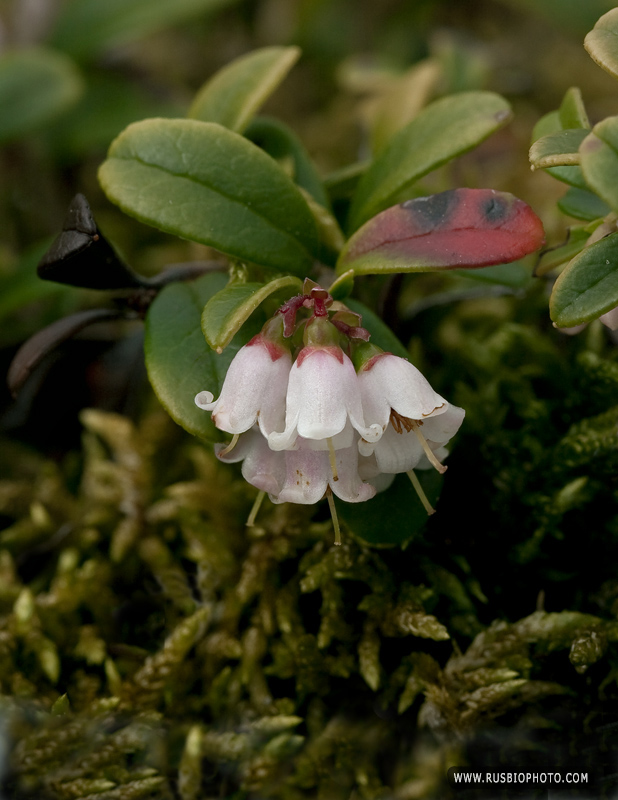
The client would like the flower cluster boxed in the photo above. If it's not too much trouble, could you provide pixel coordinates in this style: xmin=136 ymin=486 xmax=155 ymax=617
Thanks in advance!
xmin=195 ymin=281 xmax=464 ymax=537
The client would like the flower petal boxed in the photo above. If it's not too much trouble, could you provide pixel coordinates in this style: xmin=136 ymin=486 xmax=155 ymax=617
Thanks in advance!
xmin=330 ymin=445 xmax=377 ymax=503
xmin=420 ymin=404 xmax=465 ymax=445
xmin=195 ymin=390 xmax=215 ymax=409
xmin=359 ymin=353 xmax=447 ymax=428
xmin=206 ymin=340 xmax=291 ymax=435
xmin=273 ymin=448 xmax=329 ymax=504
xmin=372 ymin=424 xmax=425 ymax=473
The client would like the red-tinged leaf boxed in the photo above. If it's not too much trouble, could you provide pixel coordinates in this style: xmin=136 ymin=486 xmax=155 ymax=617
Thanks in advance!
xmin=336 ymin=188 xmax=545 ymax=276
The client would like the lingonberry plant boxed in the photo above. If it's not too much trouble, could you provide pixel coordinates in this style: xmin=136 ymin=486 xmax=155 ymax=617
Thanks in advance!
xmin=11 ymin=45 xmax=547 ymax=545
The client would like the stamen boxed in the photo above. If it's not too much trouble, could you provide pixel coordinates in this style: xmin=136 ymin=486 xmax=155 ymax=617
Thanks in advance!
xmin=327 ymin=437 xmax=339 ymax=482
xmin=246 ymin=490 xmax=266 ymax=527
xmin=326 ymin=487 xmax=342 ymax=546
xmin=407 ymin=470 xmax=435 ymax=515
xmin=389 ymin=409 xmax=416 ymax=434
xmin=411 ymin=423 xmax=447 ymax=474
xmin=390 ymin=410 xmax=403 ymax=434
xmin=218 ymin=433 xmax=240 ymax=457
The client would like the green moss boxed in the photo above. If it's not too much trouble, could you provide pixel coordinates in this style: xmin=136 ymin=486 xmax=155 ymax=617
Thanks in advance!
xmin=1 ymin=315 xmax=618 ymax=798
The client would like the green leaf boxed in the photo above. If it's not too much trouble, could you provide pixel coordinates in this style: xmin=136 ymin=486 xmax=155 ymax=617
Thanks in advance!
xmin=327 ymin=269 xmax=355 ymax=300
xmin=557 ymin=187 xmax=611 ymax=221
xmin=580 ymin=118 xmax=618 ymax=212
xmin=144 ymin=272 xmax=259 ymax=442
xmin=50 ymin=0 xmax=239 ymax=60
xmin=347 ymin=91 xmax=512 ymax=231
xmin=535 ymin=226 xmax=590 ymax=276
xmin=345 ymin=299 xmax=408 ymax=358
xmin=451 ymin=261 xmax=531 ymax=288
xmin=545 ymin=165 xmax=590 ymax=190
xmin=339 ymin=471 xmax=442 ymax=547
xmin=531 ymin=107 xmax=590 ymax=189
xmin=558 ymin=87 xmax=590 ymax=129
xmin=0 ymin=48 xmax=83 ymax=143
xmin=584 ymin=7 xmax=618 ymax=80
xmin=202 ymin=276 xmax=303 ymax=353
xmin=529 ymin=129 xmax=588 ymax=169
xmin=188 ymin=47 xmax=300 ymax=133
xmin=244 ymin=116 xmax=330 ymax=208
xmin=532 ymin=109 xmax=561 ymax=141
xmin=550 ymin=232 xmax=618 ymax=326
xmin=98 ymin=118 xmax=319 ymax=273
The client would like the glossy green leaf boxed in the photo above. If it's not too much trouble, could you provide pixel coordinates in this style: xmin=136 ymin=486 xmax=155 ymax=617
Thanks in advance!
xmin=451 ymin=261 xmax=531 ymax=288
xmin=327 ymin=269 xmax=355 ymax=300
xmin=531 ymin=107 xmax=589 ymax=189
xmin=188 ymin=47 xmax=300 ymax=133
xmin=144 ymin=272 xmax=258 ymax=442
xmin=345 ymin=299 xmax=408 ymax=358
xmin=532 ymin=109 xmax=561 ymax=141
xmin=98 ymin=118 xmax=319 ymax=273
xmin=202 ymin=276 xmax=303 ymax=353
xmin=550 ymin=232 xmax=618 ymax=326
xmin=580 ymin=118 xmax=618 ymax=212
xmin=545 ymin=166 xmax=590 ymax=190
xmin=535 ymin=226 xmax=590 ymax=276
xmin=0 ymin=48 xmax=83 ymax=143
xmin=558 ymin=87 xmax=590 ymax=129
xmin=557 ymin=187 xmax=610 ymax=221
xmin=347 ymin=91 xmax=512 ymax=231
xmin=51 ymin=0 xmax=238 ymax=60
xmin=584 ymin=8 xmax=618 ymax=80
xmin=244 ymin=116 xmax=330 ymax=208
xmin=339 ymin=471 xmax=442 ymax=547
xmin=300 ymin=190 xmax=345 ymax=263
xmin=529 ymin=129 xmax=588 ymax=169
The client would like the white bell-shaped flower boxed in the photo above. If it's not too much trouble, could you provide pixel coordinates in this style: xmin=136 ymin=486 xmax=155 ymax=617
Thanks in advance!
xmin=195 ymin=318 xmax=291 ymax=437
xmin=358 ymin=350 xmax=448 ymax=431
xmin=357 ymin=349 xmax=464 ymax=474
xmin=268 ymin=317 xmax=382 ymax=452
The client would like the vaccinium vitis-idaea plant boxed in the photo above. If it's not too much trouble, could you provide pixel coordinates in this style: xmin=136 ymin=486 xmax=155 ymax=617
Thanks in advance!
xmin=14 ymin=45 xmax=545 ymax=545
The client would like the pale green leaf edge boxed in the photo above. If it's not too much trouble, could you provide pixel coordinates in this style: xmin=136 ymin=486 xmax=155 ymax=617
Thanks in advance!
xmin=202 ymin=276 xmax=303 ymax=352
xmin=584 ymin=8 xmax=618 ymax=80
